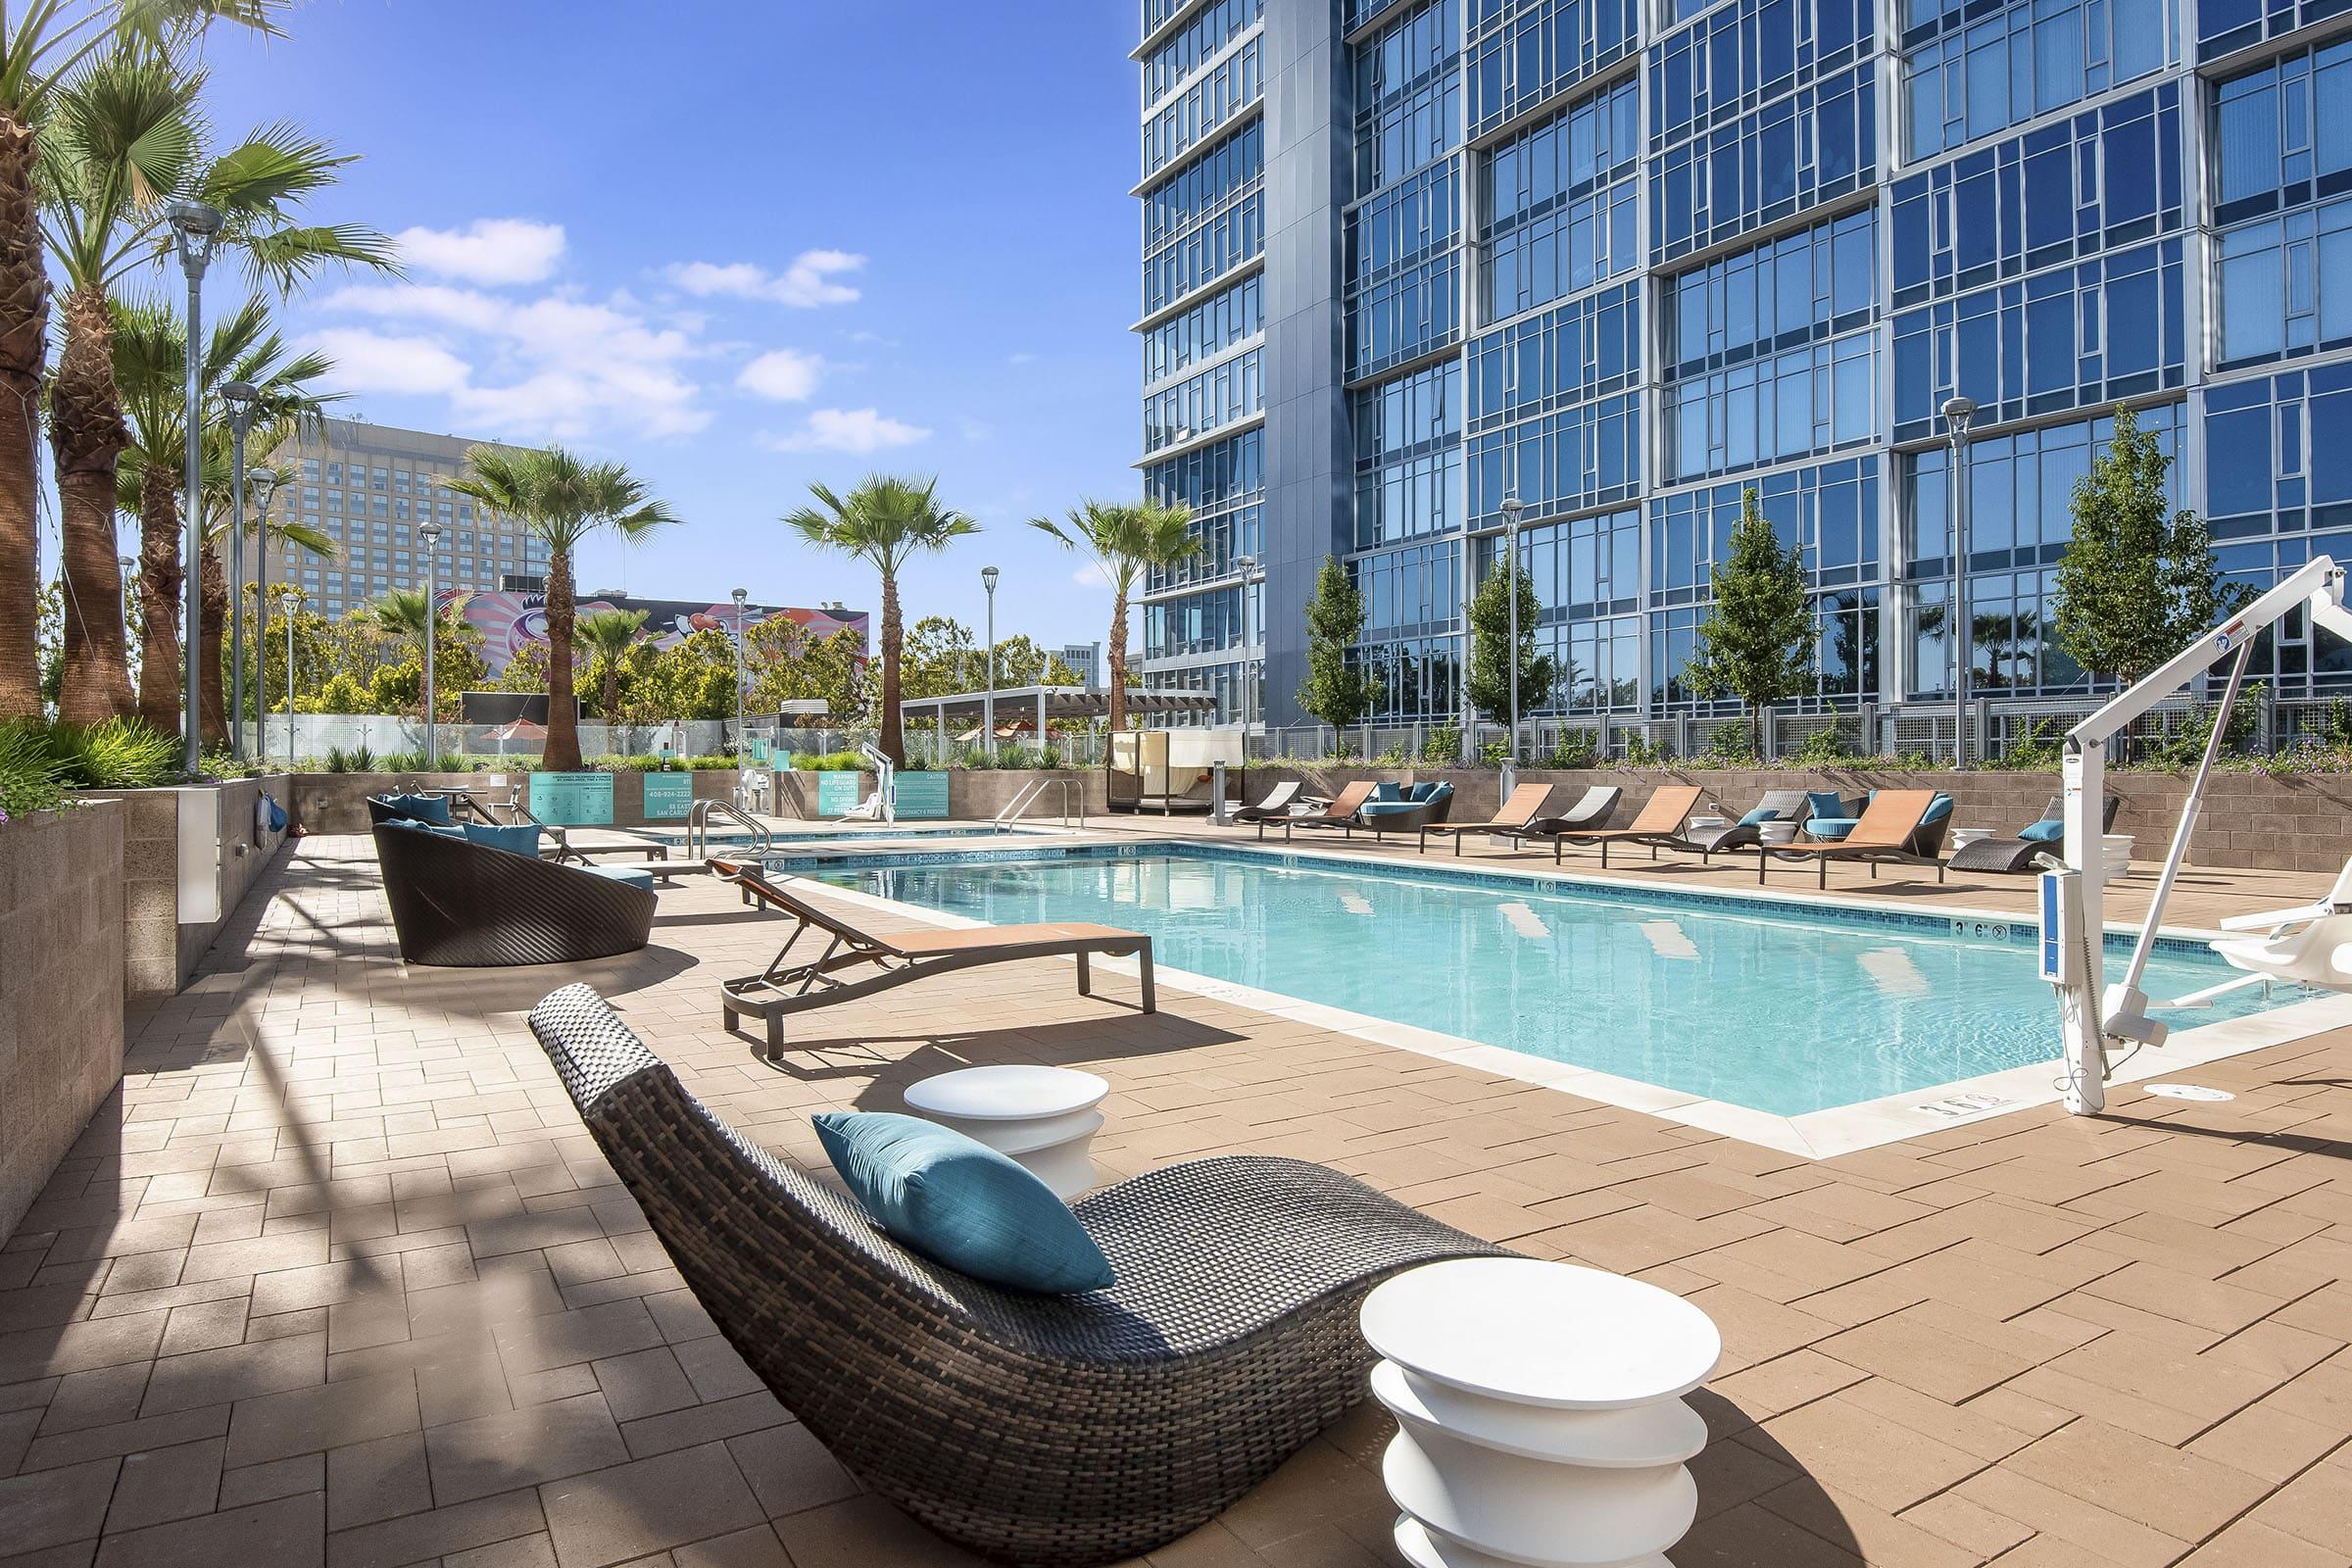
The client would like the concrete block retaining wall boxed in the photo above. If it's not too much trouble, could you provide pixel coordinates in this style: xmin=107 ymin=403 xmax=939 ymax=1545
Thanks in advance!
xmin=73 ymin=774 xmax=293 ymax=999
xmin=0 ymin=803 xmax=125 ymax=1245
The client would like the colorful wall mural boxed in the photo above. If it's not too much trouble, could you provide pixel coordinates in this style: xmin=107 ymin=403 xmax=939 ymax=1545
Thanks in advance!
xmin=448 ymin=591 xmax=868 ymax=674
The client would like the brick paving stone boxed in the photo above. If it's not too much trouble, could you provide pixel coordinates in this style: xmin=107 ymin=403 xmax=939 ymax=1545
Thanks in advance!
xmin=425 ymin=1394 xmax=627 ymax=1507
xmin=101 ymin=1438 xmax=222 ymax=1534
xmin=89 ymin=1492 xmax=321 ymax=1568
xmin=536 ymin=1443 xmax=763 ymax=1568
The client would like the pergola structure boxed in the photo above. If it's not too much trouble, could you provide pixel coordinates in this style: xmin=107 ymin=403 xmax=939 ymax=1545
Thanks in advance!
xmin=898 ymin=685 xmax=1220 ymax=746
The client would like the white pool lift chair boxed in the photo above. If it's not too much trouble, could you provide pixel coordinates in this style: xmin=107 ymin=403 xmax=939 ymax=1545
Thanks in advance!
xmin=2198 ymin=858 xmax=2352 ymax=997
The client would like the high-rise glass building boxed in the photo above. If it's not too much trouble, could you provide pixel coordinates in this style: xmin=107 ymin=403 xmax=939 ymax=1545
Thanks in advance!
xmin=1134 ymin=0 xmax=2352 ymax=735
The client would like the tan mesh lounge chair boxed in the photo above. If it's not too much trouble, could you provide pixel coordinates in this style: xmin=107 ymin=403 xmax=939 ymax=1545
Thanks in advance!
xmin=709 ymin=858 xmax=1154 ymax=1056
xmin=1230 ymin=779 xmax=1303 ymax=823
xmin=1416 ymin=782 xmax=1554 ymax=854
xmin=1265 ymin=779 xmax=1376 ymax=841
xmin=1544 ymin=784 xmax=1704 ymax=865
xmin=1756 ymin=788 xmax=1946 ymax=887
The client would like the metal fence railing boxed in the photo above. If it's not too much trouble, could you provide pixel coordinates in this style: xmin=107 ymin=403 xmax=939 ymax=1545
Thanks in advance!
xmin=238 ymin=715 xmax=1109 ymax=770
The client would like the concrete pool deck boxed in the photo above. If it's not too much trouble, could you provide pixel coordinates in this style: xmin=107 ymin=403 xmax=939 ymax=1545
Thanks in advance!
xmin=0 ymin=832 xmax=2346 ymax=1568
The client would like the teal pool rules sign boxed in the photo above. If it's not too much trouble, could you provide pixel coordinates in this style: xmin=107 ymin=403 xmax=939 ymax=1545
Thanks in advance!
xmin=641 ymin=772 xmax=694 ymax=820
xmin=815 ymin=771 xmax=865 ymax=816
xmin=530 ymin=771 xmax=614 ymax=825
xmin=895 ymin=771 xmax=949 ymax=819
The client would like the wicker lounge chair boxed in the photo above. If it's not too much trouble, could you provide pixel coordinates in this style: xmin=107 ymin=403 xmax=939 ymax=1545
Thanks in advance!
xmin=709 ymin=858 xmax=1154 ymax=1055
xmin=1356 ymin=781 xmax=1453 ymax=839
xmin=1758 ymin=788 xmax=1947 ymax=886
xmin=372 ymin=822 xmax=656 ymax=966
xmin=1264 ymin=779 xmax=1376 ymax=841
xmin=1417 ymin=781 xmax=1554 ymax=854
xmin=1541 ymin=784 xmax=1705 ymax=865
xmin=1946 ymin=795 xmax=2119 ymax=874
xmin=1505 ymin=784 xmax=1623 ymax=854
xmin=1671 ymin=788 xmax=1814 ymax=862
xmin=1230 ymin=779 xmax=1303 ymax=823
xmin=526 ymin=983 xmax=1505 ymax=1567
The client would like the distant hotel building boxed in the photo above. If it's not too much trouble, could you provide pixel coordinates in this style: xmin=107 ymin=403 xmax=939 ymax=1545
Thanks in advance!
xmin=1134 ymin=0 xmax=2352 ymax=732
xmin=261 ymin=417 xmax=869 ymax=673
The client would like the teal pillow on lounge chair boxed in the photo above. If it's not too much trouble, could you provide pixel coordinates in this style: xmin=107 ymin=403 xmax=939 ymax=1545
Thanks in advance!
xmin=462 ymin=820 xmax=542 ymax=858
xmin=1739 ymin=807 xmax=1782 ymax=826
xmin=385 ymin=792 xmax=451 ymax=825
xmin=1922 ymin=794 xmax=1953 ymax=824
xmin=1371 ymin=782 xmax=1403 ymax=803
xmin=2019 ymin=818 xmax=2065 ymax=843
xmin=812 ymin=1110 xmax=1113 ymax=1295
xmin=382 ymin=816 xmax=463 ymax=840
xmin=1804 ymin=791 xmax=1845 ymax=821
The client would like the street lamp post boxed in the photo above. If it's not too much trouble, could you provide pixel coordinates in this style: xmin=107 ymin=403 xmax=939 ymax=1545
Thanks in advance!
xmin=1459 ymin=514 xmax=1476 ymax=764
xmin=220 ymin=381 xmax=258 ymax=760
xmin=167 ymin=198 xmax=222 ymax=772
xmin=1500 ymin=494 xmax=1525 ymax=766
xmin=248 ymin=468 xmax=278 ymax=760
xmin=730 ymin=587 xmax=748 ymax=761
xmin=981 ymin=564 xmax=1000 ymax=761
xmin=419 ymin=519 xmax=443 ymax=765
xmin=279 ymin=585 xmax=301 ymax=756
xmin=1234 ymin=554 xmax=1257 ymax=729
xmin=1942 ymin=395 xmax=1978 ymax=767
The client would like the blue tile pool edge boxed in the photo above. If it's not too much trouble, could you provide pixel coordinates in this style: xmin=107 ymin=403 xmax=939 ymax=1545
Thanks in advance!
xmin=762 ymin=835 xmax=2223 ymax=958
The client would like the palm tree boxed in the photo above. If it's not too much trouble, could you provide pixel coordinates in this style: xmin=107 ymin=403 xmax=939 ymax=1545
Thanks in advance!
xmin=112 ymin=292 xmax=335 ymax=737
xmin=444 ymin=447 xmax=675 ymax=771
xmin=40 ymin=41 xmax=389 ymax=722
xmin=1029 ymin=499 xmax=1196 ymax=732
xmin=574 ymin=607 xmax=648 ymax=721
xmin=784 ymin=475 xmax=977 ymax=768
xmin=0 ymin=0 xmax=280 ymax=717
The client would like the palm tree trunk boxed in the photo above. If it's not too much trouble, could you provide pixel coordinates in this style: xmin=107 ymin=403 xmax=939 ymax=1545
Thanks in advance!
xmin=49 ymin=285 xmax=131 ymax=722
xmin=602 ymin=664 xmax=619 ymax=723
xmin=135 ymin=465 xmax=182 ymax=732
xmin=0 ymin=111 xmax=48 ymax=718
xmin=543 ymin=550 xmax=582 ymax=770
xmin=198 ymin=543 xmax=226 ymax=748
xmin=877 ymin=570 xmax=904 ymax=768
xmin=1106 ymin=591 xmax=1130 ymax=733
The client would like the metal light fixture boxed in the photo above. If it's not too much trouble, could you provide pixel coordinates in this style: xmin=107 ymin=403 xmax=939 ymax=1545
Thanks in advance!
xmin=1499 ymin=495 xmax=1525 ymax=769
xmin=418 ymin=518 xmax=443 ymax=766
xmin=168 ymin=198 xmax=223 ymax=771
xmin=279 ymin=584 xmax=302 ymax=752
xmin=1942 ymin=395 xmax=1978 ymax=768
xmin=1233 ymin=554 xmax=1258 ymax=729
xmin=248 ymin=467 xmax=278 ymax=760
xmin=981 ymin=564 xmax=1001 ymax=761
xmin=731 ymin=587 xmax=749 ymax=769
xmin=219 ymin=381 xmax=259 ymax=760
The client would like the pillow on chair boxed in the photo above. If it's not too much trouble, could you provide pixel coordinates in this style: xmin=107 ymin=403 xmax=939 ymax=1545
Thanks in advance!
xmin=384 ymin=793 xmax=452 ymax=825
xmin=813 ymin=1111 xmax=1113 ymax=1295
xmin=382 ymin=817 xmax=463 ymax=839
xmin=2020 ymin=819 xmax=2066 ymax=843
xmin=1804 ymin=791 xmax=1846 ymax=822
xmin=1739 ymin=807 xmax=1783 ymax=826
xmin=462 ymin=820 xmax=543 ymax=858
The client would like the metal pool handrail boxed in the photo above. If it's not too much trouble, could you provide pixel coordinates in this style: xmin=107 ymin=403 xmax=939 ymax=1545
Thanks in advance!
xmin=994 ymin=778 xmax=1081 ymax=832
xmin=688 ymin=798 xmax=774 ymax=859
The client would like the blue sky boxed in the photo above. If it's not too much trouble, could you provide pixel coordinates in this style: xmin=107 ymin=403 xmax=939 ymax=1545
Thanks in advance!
xmin=194 ymin=1 xmax=1142 ymax=650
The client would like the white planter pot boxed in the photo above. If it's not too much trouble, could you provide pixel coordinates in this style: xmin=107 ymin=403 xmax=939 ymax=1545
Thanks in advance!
xmin=1758 ymin=821 xmax=1799 ymax=846
xmin=2103 ymin=834 xmax=2133 ymax=875
xmin=1950 ymin=828 xmax=1991 ymax=849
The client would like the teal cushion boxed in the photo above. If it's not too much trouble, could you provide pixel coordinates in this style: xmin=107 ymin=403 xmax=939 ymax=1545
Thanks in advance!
xmin=1923 ymin=793 xmax=1954 ymax=824
xmin=1808 ymin=817 xmax=1860 ymax=841
xmin=382 ymin=817 xmax=463 ymax=839
xmin=1371 ymin=782 xmax=1402 ymax=803
xmin=386 ymin=793 xmax=451 ymax=825
xmin=585 ymin=864 xmax=655 ymax=891
xmin=1739 ymin=807 xmax=1783 ymax=826
xmin=1804 ymin=791 xmax=1846 ymax=821
xmin=462 ymin=820 xmax=542 ymax=858
xmin=2020 ymin=818 xmax=2065 ymax=843
xmin=812 ymin=1111 xmax=1113 ymax=1294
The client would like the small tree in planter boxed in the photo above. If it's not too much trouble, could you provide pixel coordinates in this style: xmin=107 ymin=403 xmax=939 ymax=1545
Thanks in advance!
xmin=1685 ymin=488 xmax=1814 ymax=760
xmin=1297 ymin=555 xmax=1371 ymax=752
xmin=1464 ymin=558 xmax=1556 ymax=760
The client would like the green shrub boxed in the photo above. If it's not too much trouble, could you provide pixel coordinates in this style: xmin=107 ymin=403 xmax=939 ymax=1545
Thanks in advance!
xmin=1793 ymin=724 xmax=1859 ymax=767
xmin=1544 ymin=733 xmax=1598 ymax=769
xmin=1621 ymin=732 xmax=1673 ymax=766
xmin=791 ymin=751 xmax=868 ymax=771
xmin=47 ymin=717 xmax=179 ymax=789
xmin=1422 ymin=724 xmax=1461 ymax=764
xmin=1704 ymin=724 xmax=1758 ymax=763
xmin=0 ymin=721 xmax=66 ymax=820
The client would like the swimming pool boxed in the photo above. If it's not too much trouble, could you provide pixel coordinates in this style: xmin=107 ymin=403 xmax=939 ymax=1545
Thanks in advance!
xmin=808 ymin=846 xmax=2288 ymax=1117
xmin=641 ymin=824 xmax=1013 ymax=846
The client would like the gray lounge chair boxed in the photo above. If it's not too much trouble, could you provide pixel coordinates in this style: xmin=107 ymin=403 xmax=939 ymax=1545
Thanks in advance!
xmin=1231 ymin=779 xmax=1303 ymax=822
xmin=1674 ymin=789 xmax=1812 ymax=862
xmin=1266 ymin=779 xmax=1376 ymax=841
xmin=1418 ymin=781 xmax=1554 ymax=854
xmin=1502 ymin=784 xmax=1622 ymax=853
xmin=1947 ymin=795 xmax=2119 ymax=874
xmin=526 ymin=983 xmax=1505 ymax=1567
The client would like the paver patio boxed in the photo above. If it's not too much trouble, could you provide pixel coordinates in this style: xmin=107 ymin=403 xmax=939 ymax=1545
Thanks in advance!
xmin=1 ymin=830 xmax=2347 ymax=1568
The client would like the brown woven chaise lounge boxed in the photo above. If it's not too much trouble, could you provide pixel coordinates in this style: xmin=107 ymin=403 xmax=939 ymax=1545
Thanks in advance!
xmin=371 ymin=821 xmax=656 ymax=966
xmin=710 ymin=858 xmax=1154 ymax=1055
xmin=1262 ymin=778 xmax=1375 ymax=841
xmin=1417 ymin=781 xmax=1553 ymax=854
xmin=527 ymin=983 xmax=1504 ymax=1567
xmin=1946 ymin=795 xmax=2119 ymax=874
xmin=1542 ymin=783 xmax=1705 ymax=865
xmin=1757 ymin=787 xmax=1947 ymax=886
xmin=1668 ymin=788 xmax=1814 ymax=862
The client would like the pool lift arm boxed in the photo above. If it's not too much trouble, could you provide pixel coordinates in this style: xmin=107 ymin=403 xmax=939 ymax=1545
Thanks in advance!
xmin=858 ymin=742 xmax=897 ymax=827
xmin=2051 ymin=556 xmax=2352 ymax=1113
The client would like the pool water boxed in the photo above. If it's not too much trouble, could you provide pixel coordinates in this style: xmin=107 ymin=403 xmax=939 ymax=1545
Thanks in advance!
xmin=812 ymin=849 xmax=2285 ymax=1117
xmin=641 ymin=824 xmax=1011 ymax=845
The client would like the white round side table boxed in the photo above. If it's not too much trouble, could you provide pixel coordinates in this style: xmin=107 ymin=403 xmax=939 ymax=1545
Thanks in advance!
xmin=1950 ymin=827 xmax=1991 ymax=850
xmin=902 ymin=1065 xmax=1109 ymax=1201
xmin=1360 ymin=1256 xmax=1721 ymax=1568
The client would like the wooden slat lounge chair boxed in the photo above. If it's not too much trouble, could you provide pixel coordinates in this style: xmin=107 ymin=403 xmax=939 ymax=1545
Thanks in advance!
xmin=1230 ymin=779 xmax=1302 ymax=823
xmin=1543 ymin=784 xmax=1705 ymax=865
xmin=1757 ymin=788 xmax=1946 ymax=886
xmin=527 ymin=984 xmax=1506 ymax=1567
xmin=1417 ymin=782 xmax=1554 ymax=854
xmin=709 ymin=858 xmax=1154 ymax=1055
xmin=1265 ymin=779 xmax=1376 ymax=841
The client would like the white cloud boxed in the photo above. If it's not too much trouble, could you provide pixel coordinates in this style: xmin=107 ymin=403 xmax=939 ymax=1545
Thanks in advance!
xmin=762 ymin=408 xmax=931 ymax=454
xmin=736 ymin=348 xmax=822 ymax=402
xmin=1072 ymin=562 xmax=1113 ymax=589
xmin=669 ymin=250 xmax=866 ymax=308
xmin=309 ymin=329 xmax=469 ymax=396
xmin=316 ymin=280 xmax=709 ymax=440
xmin=1005 ymin=352 xmax=1038 ymax=366
xmin=393 ymin=218 xmax=566 ymax=284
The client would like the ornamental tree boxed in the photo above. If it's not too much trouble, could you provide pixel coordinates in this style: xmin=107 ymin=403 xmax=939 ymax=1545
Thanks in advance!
xmin=1685 ymin=487 xmax=1814 ymax=759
